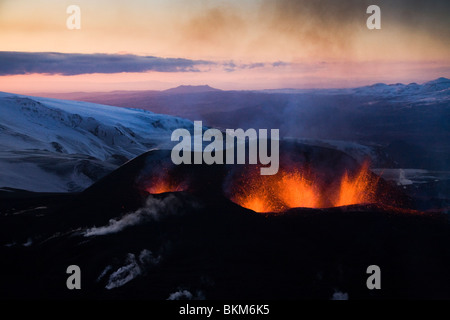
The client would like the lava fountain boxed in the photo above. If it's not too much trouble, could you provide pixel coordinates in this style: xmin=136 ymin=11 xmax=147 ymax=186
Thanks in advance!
xmin=333 ymin=161 xmax=379 ymax=207
xmin=230 ymin=161 xmax=381 ymax=212
xmin=144 ymin=168 xmax=186 ymax=194
xmin=230 ymin=169 xmax=322 ymax=212
xmin=145 ymin=177 xmax=185 ymax=194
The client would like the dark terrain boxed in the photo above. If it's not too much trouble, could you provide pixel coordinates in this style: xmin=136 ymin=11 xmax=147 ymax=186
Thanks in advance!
xmin=1 ymin=145 xmax=449 ymax=300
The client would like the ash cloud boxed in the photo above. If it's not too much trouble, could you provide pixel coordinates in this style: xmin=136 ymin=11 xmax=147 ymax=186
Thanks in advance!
xmin=181 ymin=7 xmax=246 ymax=49
xmin=263 ymin=0 xmax=450 ymax=43
xmin=0 ymin=52 xmax=214 ymax=76
xmin=181 ymin=0 xmax=449 ymax=59
xmin=260 ymin=0 xmax=372 ymax=57
xmin=179 ymin=0 xmax=370 ymax=58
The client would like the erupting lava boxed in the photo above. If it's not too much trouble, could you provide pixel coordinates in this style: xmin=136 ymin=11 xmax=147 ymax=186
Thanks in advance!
xmin=278 ymin=171 xmax=321 ymax=209
xmin=142 ymin=159 xmax=381 ymax=213
xmin=334 ymin=162 xmax=378 ymax=207
xmin=231 ymin=161 xmax=380 ymax=212
xmin=145 ymin=175 xmax=185 ymax=194
xmin=231 ymin=169 xmax=321 ymax=212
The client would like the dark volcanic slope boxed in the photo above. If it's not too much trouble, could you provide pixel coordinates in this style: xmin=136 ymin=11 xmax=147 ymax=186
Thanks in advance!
xmin=0 ymin=144 xmax=450 ymax=299
xmin=0 ymin=143 xmax=449 ymax=299
xmin=1 ymin=192 xmax=450 ymax=300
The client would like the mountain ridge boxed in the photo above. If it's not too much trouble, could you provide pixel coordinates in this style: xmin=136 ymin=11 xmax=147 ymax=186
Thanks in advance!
xmin=28 ymin=77 xmax=450 ymax=98
xmin=162 ymin=85 xmax=221 ymax=94
xmin=0 ymin=92 xmax=194 ymax=192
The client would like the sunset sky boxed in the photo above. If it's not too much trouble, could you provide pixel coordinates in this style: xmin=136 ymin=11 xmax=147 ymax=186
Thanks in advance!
xmin=0 ymin=0 xmax=449 ymax=93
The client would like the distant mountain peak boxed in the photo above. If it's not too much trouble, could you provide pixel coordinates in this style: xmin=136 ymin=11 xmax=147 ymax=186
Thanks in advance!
xmin=355 ymin=77 xmax=450 ymax=95
xmin=163 ymin=85 xmax=221 ymax=94
xmin=369 ymin=83 xmax=389 ymax=88
xmin=424 ymin=77 xmax=450 ymax=85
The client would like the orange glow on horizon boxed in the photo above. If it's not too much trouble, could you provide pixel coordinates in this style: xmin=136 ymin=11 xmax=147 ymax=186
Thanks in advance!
xmin=0 ymin=59 xmax=448 ymax=94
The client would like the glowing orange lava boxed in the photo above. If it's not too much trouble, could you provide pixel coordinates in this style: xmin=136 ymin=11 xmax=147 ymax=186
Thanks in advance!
xmin=242 ymin=196 xmax=272 ymax=213
xmin=278 ymin=171 xmax=321 ymax=209
xmin=231 ymin=169 xmax=322 ymax=212
xmin=333 ymin=162 xmax=379 ymax=207
xmin=231 ymin=162 xmax=380 ymax=213
xmin=145 ymin=178 xmax=184 ymax=194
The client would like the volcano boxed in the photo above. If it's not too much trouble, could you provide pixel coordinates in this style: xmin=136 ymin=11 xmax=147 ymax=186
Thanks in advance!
xmin=0 ymin=141 xmax=449 ymax=300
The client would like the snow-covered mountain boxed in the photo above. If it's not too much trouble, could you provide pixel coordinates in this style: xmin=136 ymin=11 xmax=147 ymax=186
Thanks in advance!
xmin=260 ymin=77 xmax=450 ymax=102
xmin=0 ymin=92 xmax=193 ymax=192
xmin=351 ymin=77 xmax=450 ymax=103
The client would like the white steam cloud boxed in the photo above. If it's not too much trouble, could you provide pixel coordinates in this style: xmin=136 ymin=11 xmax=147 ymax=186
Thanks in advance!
xmin=84 ymin=194 xmax=185 ymax=237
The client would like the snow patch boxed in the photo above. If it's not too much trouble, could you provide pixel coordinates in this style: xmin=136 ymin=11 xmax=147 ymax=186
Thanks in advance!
xmin=23 ymin=238 xmax=33 ymax=247
xmin=331 ymin=291 xmax=349 ymax=300
xmin=104 ymin=249 xmax=161 ymax=290
xmin=167 ymin=289 xmax=205 ymax=300
xmin=0 ymin=92 xmax=194 ymax=192
xmin=167 ymin=290 xmax=193 ymax=300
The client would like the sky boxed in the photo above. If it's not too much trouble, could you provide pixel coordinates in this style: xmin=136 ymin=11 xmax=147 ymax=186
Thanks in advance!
xmin=0 ymin=0 xmax=449 ymax=92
